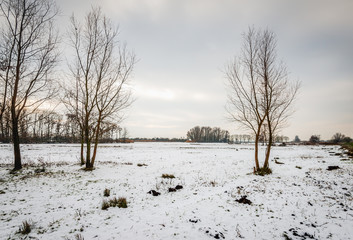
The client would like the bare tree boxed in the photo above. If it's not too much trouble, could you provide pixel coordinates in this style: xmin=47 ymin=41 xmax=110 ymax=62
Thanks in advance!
xmin=0 ymin=0 xmax=59 ymax=170
xmin=226 ymin=28 xmax=266 ymax=171
xmin=226 ymin=27 xmax=299 ymax=174
xmin=332 ymin=132 xmax=345 ymax=143
xmin=63 ymin=7 xmax=135 ymax=169
xmin=258 ymin=30 xmax=300 ymax=169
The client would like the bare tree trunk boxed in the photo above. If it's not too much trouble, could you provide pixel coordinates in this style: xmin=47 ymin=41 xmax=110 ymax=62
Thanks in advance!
xmin=254 ymin=127 xmax=261 ymax=171
xmin=91 ymin=118 xmax=101 ymax=167
xmin=11 ymin=114 xmax=21 ymax=170
xmin=80 ymin=130 xmax=85 ymax=165
xmin=263 ymin=124 xmax=272 ymax=169
xmin=85 ymin=118 xmax=91 ymax=169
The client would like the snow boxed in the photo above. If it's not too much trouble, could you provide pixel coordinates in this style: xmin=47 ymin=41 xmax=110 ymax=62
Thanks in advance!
xmin=0 ymin=143 xmax=352 ymax=239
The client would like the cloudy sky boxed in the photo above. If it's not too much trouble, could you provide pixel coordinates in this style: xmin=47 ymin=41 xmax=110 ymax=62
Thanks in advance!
xmin=57 ymin=0 xmax=353 ymax=140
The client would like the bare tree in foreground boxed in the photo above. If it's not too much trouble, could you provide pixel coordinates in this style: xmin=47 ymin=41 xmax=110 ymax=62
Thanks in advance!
xmin=0 ymin=0 xmax=59 ymax=170
xmin=64 ymin=7 xmax=135 ymax=169
xmin=226 ymin=27 xmax=299 ymax=174
xmin=226 ymin=28 xmax=266 ymax=171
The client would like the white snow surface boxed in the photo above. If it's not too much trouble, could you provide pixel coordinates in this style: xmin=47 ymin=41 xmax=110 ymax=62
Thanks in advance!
xmin=0 ymin=143 xmax=352 ymax=240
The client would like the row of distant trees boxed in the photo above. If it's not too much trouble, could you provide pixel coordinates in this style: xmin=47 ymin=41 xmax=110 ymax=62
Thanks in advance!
xmin=0 ymin=108 xmax=128 ymax=143
xmin=0 ymin=1 xmax=134 ymax=170
xmin=308 ymin=133 xmax=352 ymax=144
xmin=186 ymin=126 xmax=230 ymax=143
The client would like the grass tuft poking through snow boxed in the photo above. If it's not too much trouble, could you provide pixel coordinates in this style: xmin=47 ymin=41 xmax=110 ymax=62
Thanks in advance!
xmin=103 ymin=197 xmax=128 ymax=209
xmin=75 ymin=233 xmax=84 ymax=240
xmin=101 ymin=200 xmax=110 ymax=210
xmin=113 ymin=197 xmax=128 ymax=208
xmin=103 ymin=188 xmax=110 ymax=197
xmin=19 ymin=220 xmax=32 ymax=234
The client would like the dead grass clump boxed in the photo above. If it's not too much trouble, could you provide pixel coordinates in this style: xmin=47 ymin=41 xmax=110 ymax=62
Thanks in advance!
xmin=19 ymin=220 xmax=32 ymax=234
xmin=75 ymin=233 xmax=84 ymax=240
xmin=110 ymin=197 xmax=127 ymax=208
xmin=104 ymin=197 xmax=128 ymax=209
xmin=101 ymin=200 xmax=110 ymax=210
xmin=103 ymin=188 xmax=110 ymax=197
xmin=161 ymin=174 xmax=175 ymax=179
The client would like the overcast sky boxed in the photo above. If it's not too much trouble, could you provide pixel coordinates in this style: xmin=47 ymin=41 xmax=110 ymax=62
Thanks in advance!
xmin=57 ymin=0 xmax=353 ymax=140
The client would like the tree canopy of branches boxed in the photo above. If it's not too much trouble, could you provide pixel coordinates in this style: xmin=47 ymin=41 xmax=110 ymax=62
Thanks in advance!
xmin=226 ymin=27 xmax=299 ymax=174
xmin=331 ymin=132 xmax=351 ymax=144
xmin=63 ymin=7 xmax=135 ymax=169
xmin=0 ymin=0 xmax=59 ymax=170
xmin=187 ymin=126 xmax=229 ymax=143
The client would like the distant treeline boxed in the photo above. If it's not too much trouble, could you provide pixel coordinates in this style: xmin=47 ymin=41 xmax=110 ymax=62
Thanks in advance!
xmin=187 ymin=126 xmax=230 ymax=143
xmin=133 ymin=138 xmax=187 ymax=142
xmin=0 ymin=109 xmax=123 ymax=144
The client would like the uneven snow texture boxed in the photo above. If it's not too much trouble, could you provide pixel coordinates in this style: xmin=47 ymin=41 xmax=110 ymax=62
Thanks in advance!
xmin=0 ymin=143 xmax=352 ymax=239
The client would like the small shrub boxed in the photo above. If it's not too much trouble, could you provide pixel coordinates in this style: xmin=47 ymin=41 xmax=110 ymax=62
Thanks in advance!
xmin=101 ymin=200 xmax=110 ymax=210
xmin=103 ymin=188 xmax=110 ymax=197
xmin=161 ymin=174 xmax=175 ymax=179
xmin=255 ymin=167 xmax=272 ymax=176
xmin=19 ymin=220 xmax=32 ymax=234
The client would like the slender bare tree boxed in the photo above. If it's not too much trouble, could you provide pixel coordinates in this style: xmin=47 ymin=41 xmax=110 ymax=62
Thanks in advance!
xmin=63 ymin=7 xmax=135 ymax=169
xmin=226 ymin=27 xmax=299 ymax=174
xmin=0 ymin=0 xmax=59 ymax=170
xmin=226 ymin=28 xmax=266 ymax=171
xmin=258 ymin=30 xmax=300 ymax=169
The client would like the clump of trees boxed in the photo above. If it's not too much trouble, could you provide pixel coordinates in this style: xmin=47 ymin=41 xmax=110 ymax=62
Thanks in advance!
xmin=0 ymin=2 xmax=135 ymax=171
xmin=309 ymin=135 xmax=320 ymax=143
xmin=226 ymin=27 xmax=300 ymax=175
xmin=63 ymin=7 xmax=135 ymax=169
xmin=187 ymin=126 xmax=229 ymax=142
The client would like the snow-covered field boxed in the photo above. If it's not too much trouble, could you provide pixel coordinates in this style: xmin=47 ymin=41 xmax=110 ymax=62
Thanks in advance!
xmin=0 ymin=143 xmax=352 ymax=240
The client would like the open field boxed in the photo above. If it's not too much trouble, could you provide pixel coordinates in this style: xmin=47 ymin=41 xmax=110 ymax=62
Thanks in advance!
xmin=0 ymin=143 xmax=352 ymax=239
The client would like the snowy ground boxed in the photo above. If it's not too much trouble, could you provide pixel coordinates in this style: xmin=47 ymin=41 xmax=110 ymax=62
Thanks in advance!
xmin=0 ymin=143 xmax=352 ymax=240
